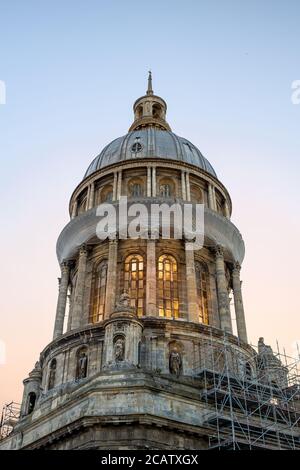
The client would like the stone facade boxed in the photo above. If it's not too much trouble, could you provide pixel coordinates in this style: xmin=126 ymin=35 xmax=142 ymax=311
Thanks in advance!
xmin=0 ymin=75 xmax=295 ymax=450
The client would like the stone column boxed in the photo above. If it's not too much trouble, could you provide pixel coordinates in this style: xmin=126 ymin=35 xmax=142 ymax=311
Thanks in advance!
xmin=117 ymin=170 xmax=122 ymax=200
xmin=113 ymin=172 xmax=118 ymax=201
xmin=71 ymin=245 xmax=88 ymax=330
xmin=185 ymin=172 xmax=191 ymax=201
xmin=152 ymin=166 xmax=156 ymax=197
xmin=185 ymin=242 xmax=198 ymax=323
xmin=53 ymin=261 xmax=70 ymax=340
xmin=85 ymin=186 xmax=90 ymax=210
xmin=181 ymin=170 xmax=186 ymax=200
xmin=224 ymin=200 xmax=230 ymax=219
xmin=215 ymin=246 xmax=232 ymax=334
xmin=87 ymin=182 xmax=95 ymax=210
xmin=105 ymin=239 xmax=118 ymax=318
xmin=212 ymin=186 xmax=217 ymax=210
xmin=71 ymin=199 xmax=78 ymax=219
xmin=147 ymin=166 xmax=152 ymax=197
xmin=146 ymin=239 xmax=156 ymax=316
xmin=208 ymin=184 xmax=215 ymax=210
xmin=232 ymin=263 xmax=248 ymax=343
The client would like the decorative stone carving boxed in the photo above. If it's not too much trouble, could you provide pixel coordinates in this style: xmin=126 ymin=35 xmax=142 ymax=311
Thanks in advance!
xmin=77 ymin=351 xmax=88 ymax=380
xmin=116 ymin=292 xmax=130 ymax=309
xmin=114 ymin=337 xmax=125 ymax=362
xmin=169 ymin=350 xmax=182 ymax=378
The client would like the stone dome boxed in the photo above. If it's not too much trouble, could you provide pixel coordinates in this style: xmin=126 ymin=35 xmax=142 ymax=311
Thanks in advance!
xmin=84 ymin=129 xmax=217 ymax=179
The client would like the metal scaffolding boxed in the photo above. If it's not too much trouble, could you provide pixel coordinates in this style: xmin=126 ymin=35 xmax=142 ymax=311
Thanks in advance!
xmin=192 ymin=331 xmax=300 ymax=450
xmin=0 ymin=402 xmax=20 ymax=440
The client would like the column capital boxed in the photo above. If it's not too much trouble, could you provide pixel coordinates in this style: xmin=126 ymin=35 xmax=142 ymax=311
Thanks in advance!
xmin=79 ymin=244 xmax=88 ymax=256
xmin=214 ymin=245 xmax=224 ymax=259
xmin=232 ymin=261 xmax=241 ymax=274
xmin=60 ymin=260 xmax=71 ymax=272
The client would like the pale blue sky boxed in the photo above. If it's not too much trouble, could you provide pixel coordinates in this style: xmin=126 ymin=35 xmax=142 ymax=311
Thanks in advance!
xmin=0 ymin=0 xmax=299 ymax=405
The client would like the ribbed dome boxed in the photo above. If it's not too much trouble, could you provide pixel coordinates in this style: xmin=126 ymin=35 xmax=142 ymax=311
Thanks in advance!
xmin=84 ymin=129 xmax=217 ymax=179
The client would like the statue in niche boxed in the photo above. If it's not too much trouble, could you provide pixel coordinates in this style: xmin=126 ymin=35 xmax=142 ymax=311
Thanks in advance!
xmin=114 ymin=337 xmax=125 ymax=362
xmin=77 ymin=350 xmax=88 ymax=379
xmin=48 ymin=360 xmax=56 ymax=390
xmin=169 ymin=350 xmax=182 ymax=378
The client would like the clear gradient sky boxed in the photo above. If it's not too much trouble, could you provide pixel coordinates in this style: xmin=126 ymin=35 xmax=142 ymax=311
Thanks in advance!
xmin=0 ymin=0 xmax=299 ymax=409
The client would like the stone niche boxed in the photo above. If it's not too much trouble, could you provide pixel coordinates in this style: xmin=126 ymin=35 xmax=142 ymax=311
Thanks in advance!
xmin=103 ymin=308 xmax=143 ymax=370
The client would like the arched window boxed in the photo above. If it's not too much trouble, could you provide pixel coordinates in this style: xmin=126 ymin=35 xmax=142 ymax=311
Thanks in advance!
xmin=158 ymin=255 xmax=179 ymax=318
xmin=124 ymin=254 xmax=145 ymax=317
xmin=90 ymin=260 xmax=108 ymax=323
xmin=48 ymin=359 xmax=57 ymax=390
xmin=132 ymin=183 xmax=142 ymax=197
xmin=27 ymin=392 xmax=36 ymax=415
xmin=77 ymin=194 xmax=87 ymax=215
xmin=100 ymin=185 xmax=113 ymax=203
xmin=159 ymin=184 xmax=171 ymax=198
xmin=158 ymin=177 xmax=175 ymax=198
xmin=245 ymin=362 xmax=252 ymax=380
xmin=195 ymin=261 xmax=209 ymax=325
xmin=153 ymin=103 xmax=162 ymax=119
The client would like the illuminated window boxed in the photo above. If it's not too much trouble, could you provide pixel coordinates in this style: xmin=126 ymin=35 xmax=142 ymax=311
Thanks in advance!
xmin=195 ymin=261 xmax=209 ymax=324
xmin=158 ymin=254 xmax=179 ymax=318
xmin=124 ymin=254 xmax=145 ymax=317
xmin=90 ymin=260 xmax=108 ymax=323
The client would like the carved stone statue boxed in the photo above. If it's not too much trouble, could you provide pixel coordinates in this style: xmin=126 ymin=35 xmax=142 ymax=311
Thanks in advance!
xmin=114 ymin=337 xmax=125 ymax=362
xmin=77 ymin=351 xmax=88 ymax=379
xmin=169 ymin=350 xmax=182 ymax=377
xmin=116 ymin=292 xmax=131 ymax=309
xmin=258 ymin=337 xmax=274 ymax=357
xmin=48 ymin=366 xmax=56 ymax=390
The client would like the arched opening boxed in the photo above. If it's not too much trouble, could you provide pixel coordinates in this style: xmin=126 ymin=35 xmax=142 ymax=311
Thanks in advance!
xmin=77 ymin=191 xmax=87 ymax=216
xmin=99 ymin=185 xmax=113 ymax=203
xmin=124 ymin=254 xmax=145 ymax=317
xmin=158 ymin=254 xmax=179 ymax=318
xmin=136 ymin=104 xmax=143 ymax=119
xmin=152 ymin=103 xmax=162 ymax=119
xmin=89 ymin=259 xmax=108 ymax=323
xmin=245 ymin=362 xmax=252 ymax=380
xmin=190 ymin=184 xmax=203 ymax=203
xmin=113 ymin=335 xmax=125 ymax=362
xmin=27 ymin=392 xmax=36 ymax=415
xmin=48 ymin=359 xmax=57 ymax=390
xmin=128 ymin=178 xmax=144 ymax=198
xmin=195 ymin=261 xmax=209 ymax=325
xmin=158 ymin=178 xmax=175 ymax=198
xmin=76 ymin=347 xmax=88 ymax=380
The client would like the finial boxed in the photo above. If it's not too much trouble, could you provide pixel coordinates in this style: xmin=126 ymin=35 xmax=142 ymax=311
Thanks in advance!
xmin=147 ymin=70 xmax=153 ymax=95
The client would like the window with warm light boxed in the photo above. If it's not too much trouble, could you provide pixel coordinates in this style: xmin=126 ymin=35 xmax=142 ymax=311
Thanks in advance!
xmin=195 ymin=261 xmax=209 ymax=324
xmin=124 ymin=254 xmax=145 ymax=317
xmin=158 ymin=254 xmax=179 ymax=318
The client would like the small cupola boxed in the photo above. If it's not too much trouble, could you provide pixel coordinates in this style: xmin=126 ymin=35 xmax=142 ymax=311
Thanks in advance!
xmin=129 ymin=72 xmax=171 ymax=132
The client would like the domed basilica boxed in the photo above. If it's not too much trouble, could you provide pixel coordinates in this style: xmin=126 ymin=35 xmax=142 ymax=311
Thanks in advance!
xmin=1 ymin=74 xmax=299 ymax=450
